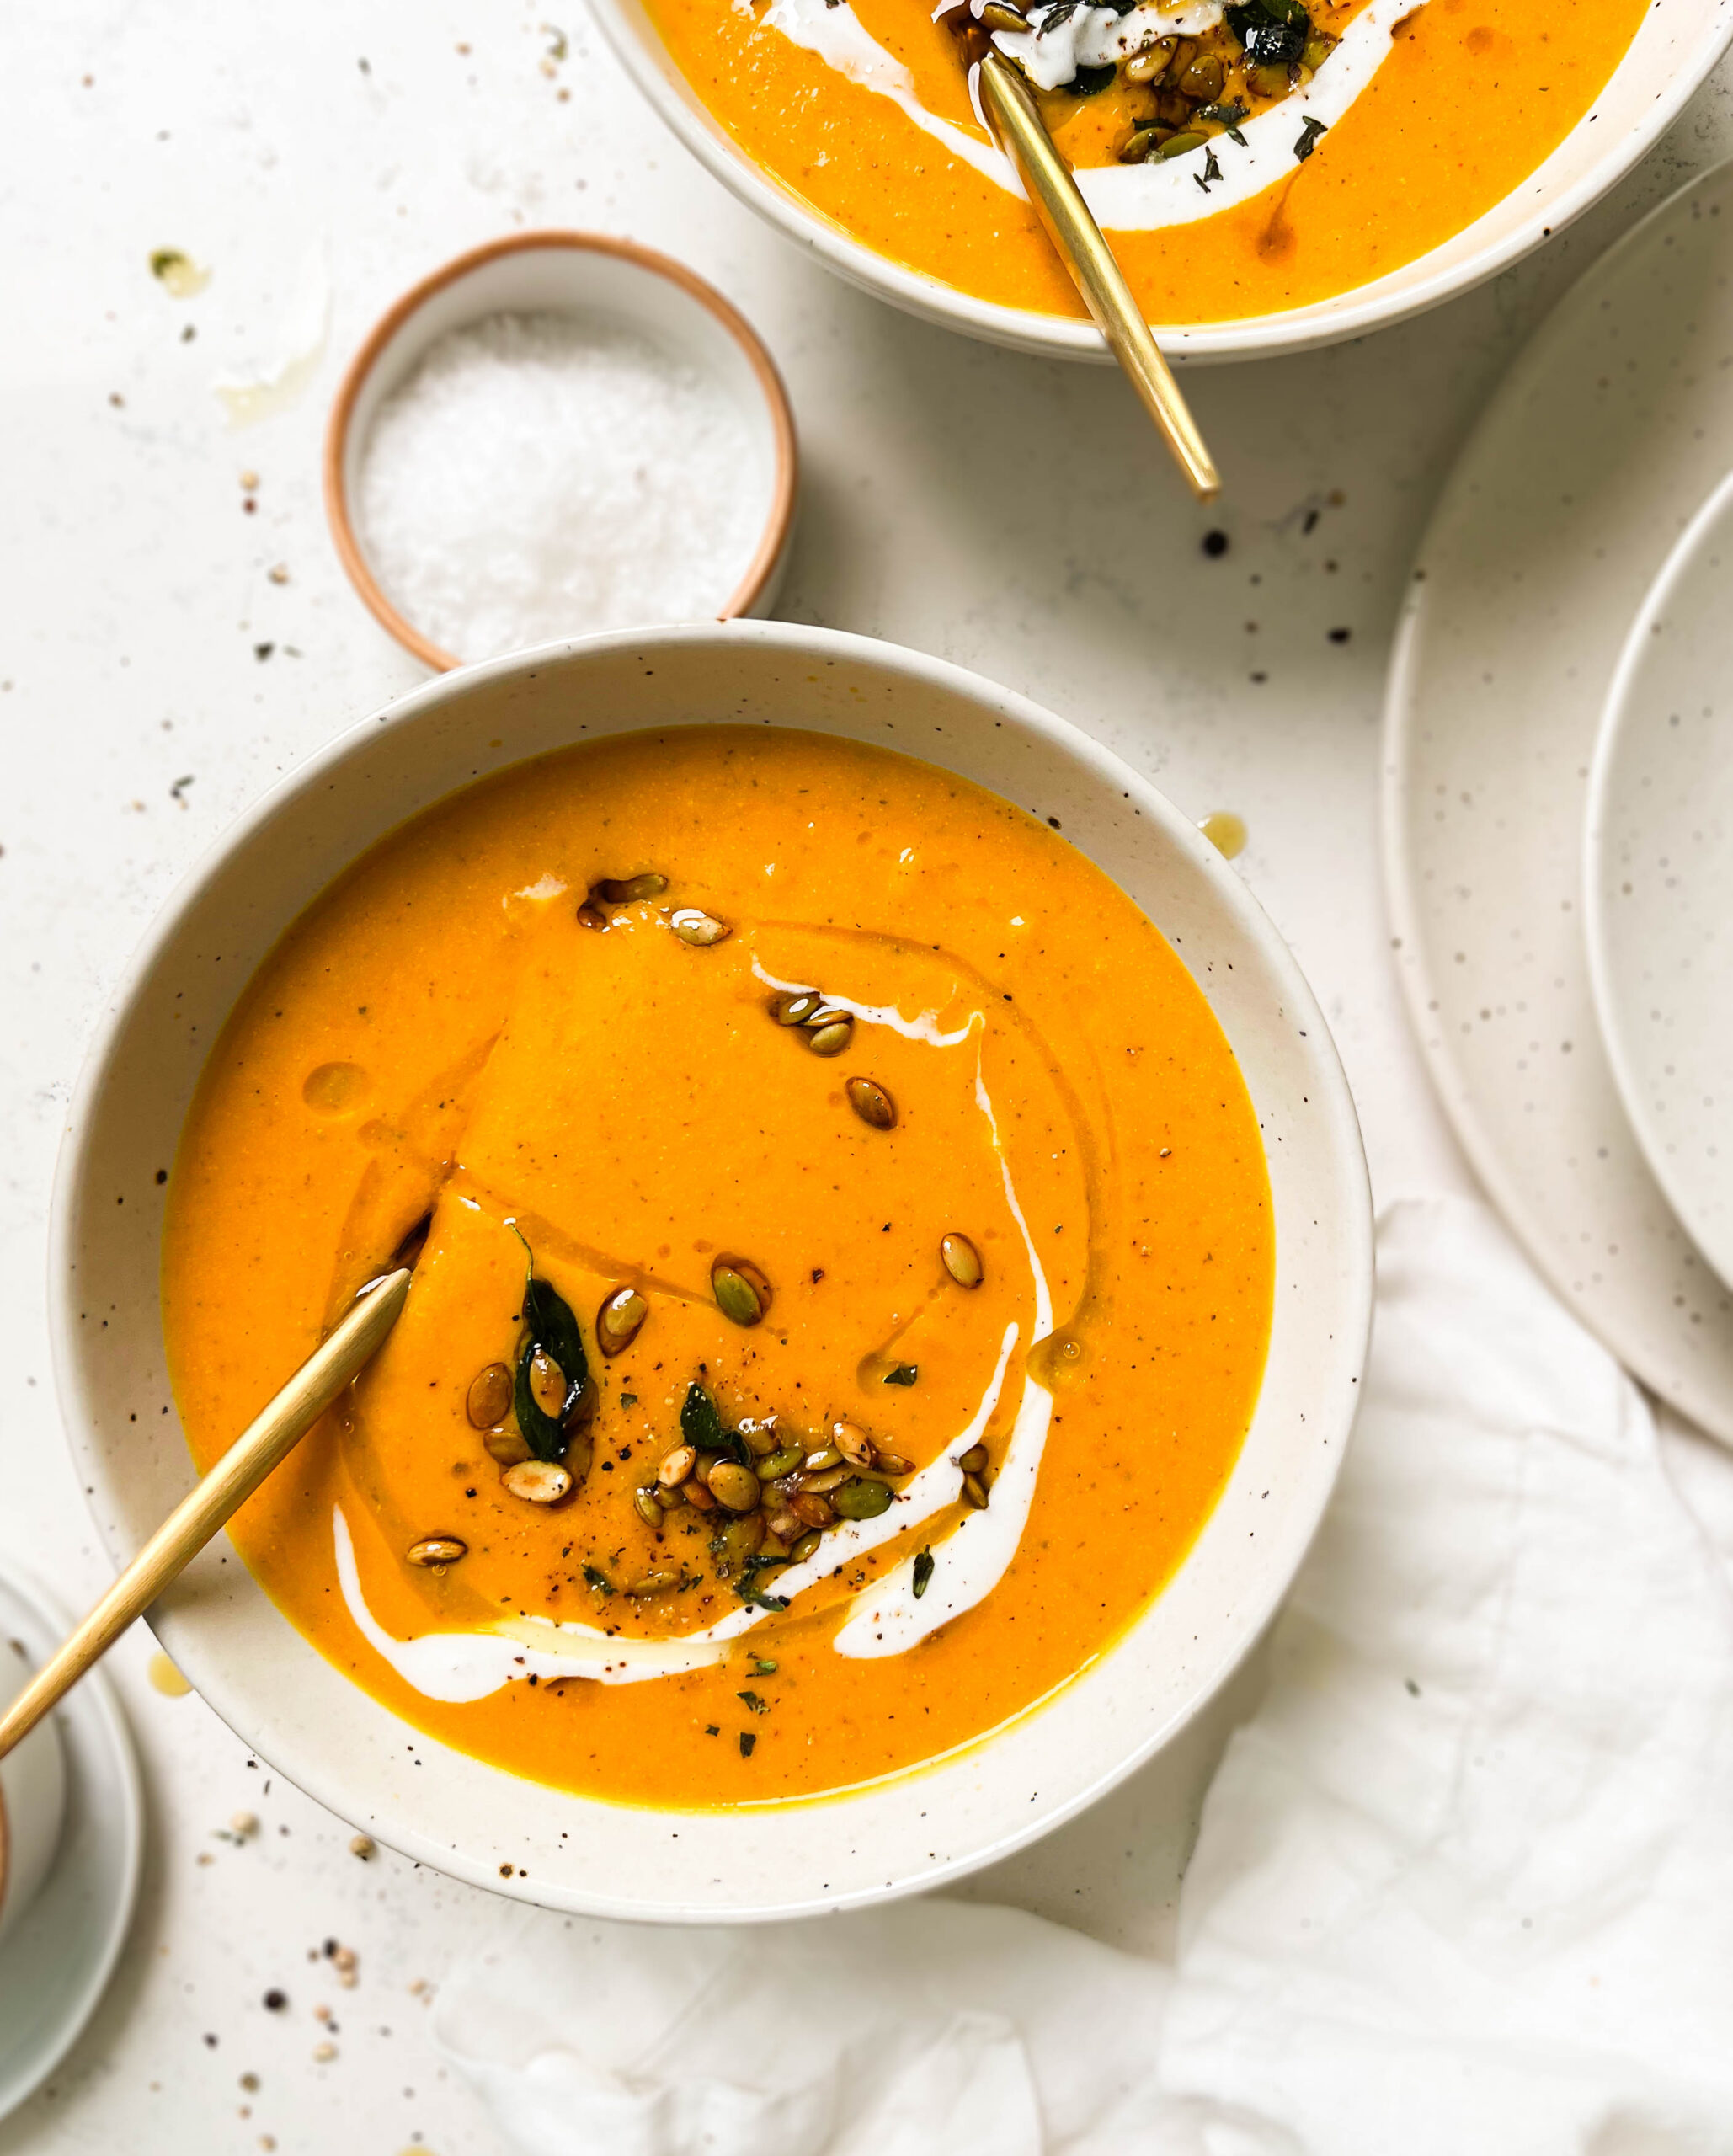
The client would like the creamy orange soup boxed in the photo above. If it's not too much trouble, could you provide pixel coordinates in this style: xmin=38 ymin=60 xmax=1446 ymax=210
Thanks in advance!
xmin=647 ymin=0 xmax=1647 ymax=324
xmin=163 ymin=728 xmax=1272 ymax=1806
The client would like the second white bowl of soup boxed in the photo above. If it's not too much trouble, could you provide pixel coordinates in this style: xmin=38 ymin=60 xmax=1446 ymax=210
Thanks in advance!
xmin=590 ymin=0 xmax=1733 ymax=363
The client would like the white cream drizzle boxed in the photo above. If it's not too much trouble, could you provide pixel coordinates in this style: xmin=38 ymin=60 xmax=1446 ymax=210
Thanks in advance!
xmin=333 ymin=1013 xmax=1062 ymax=1700
xmin=749 ymin=955 xmax=982 ymax=1048
xmin=834 ymin=1066 xmax=1053 ymax=1654
xmin=749 ymin=0 xmax=1428 ymax=232
xmin=975 ymin=0 xmax=1224 ymax=93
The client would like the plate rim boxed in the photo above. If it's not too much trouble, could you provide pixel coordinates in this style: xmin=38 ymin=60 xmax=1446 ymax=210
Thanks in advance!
xmin=1584 ymin=462 xmax=1733 ymax=1294
xmin=1381 ymin=156 xmax=1733 ymax=1444
xmin=0 ymin=1561 xmax=144 ymax=2122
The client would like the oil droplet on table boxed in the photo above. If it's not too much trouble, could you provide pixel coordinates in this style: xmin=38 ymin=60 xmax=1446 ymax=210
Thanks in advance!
xmin=1198 ymin=811 xmax=1247 ymax=860
xmin=147 ymin=1649 xmax=192 ymax=1697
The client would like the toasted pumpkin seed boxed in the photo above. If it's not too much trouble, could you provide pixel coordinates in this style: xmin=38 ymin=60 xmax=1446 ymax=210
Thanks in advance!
xmin=633 ymin=1486 xmax=664 ymax=1529
xmin=962 ymin=1471 xmax=989 ymax=1510
xmin=845 ymin=1076 xmax=897 ymax=1129
xmin=466 ymin=1361 xmax=514 ymax=1428
xmin=576 ymin=900 xmax=608 ymax=931
xmin=803 ymin=1444 xmax=842 ymax=1472
xmin=790 ymin=1529 xmax=823 ymax=1563
xmin=707 ymin=1461 xmax=762 ymax=1512
xmin=941 ymin=1231 xmax=984 ymax=1289
xmin=1155 ymin=129 xmax=1208 ymax=159
xmin=483 ymin=1426 xmax=532 ymax=1466
xmin=874 ymin=1450 xmax=914 ymax=1476
xmin=979 ymin=0 xmax=1028 ymax=26
xmin=658 ymin=1444 xmax=697 ymax=1489
xmin=657 ymin=1484 xmax=687 ymax=1509
xmin=790 ymin=1492 xmax=835 ymax=1529
xmin=406 ymin=1536 xmax=467 ymax=1567
xmin=685 ymin=1481 xmax=717 ymax=1512
xmin=1125 ymin=38 xmax=1175 ymax=80
xmin=740 ymin=1419 xmax=781 ymax=1458
xmin=1118 ymin=126 xmax=1163 ymax=164
xmin=596 ymin=1285 xmax=648 ymax=1358
xmin=757 ymin=1444 xmax=803 ymax=1480
xmin=1176 ymin=51 xmax=1224 ymax=98
xmin=807 ymin=1020 xmax=851 ymax=1058
xmin=670 ymin=907 xmax=731 ymax=947
xmin=772 ymin=989 xmax=823 ymax=1026
xmin=832 ymin=1477 xmax=893 ymax=1520
xmin=597 ymin=872 xmax=668 ymax=904
xmin=712 ymin=1512 xmax=765 ymax=1570
xmin=628 ymin=1569 xmax=678 ymax=1597
xmin=800 ymin=1465 xmax=852 ymax=1495
xmin=529 ymin=1346 xmax=568 ymax=1419
xmin=805 ymin=1002 xmax=852 ymax=1028
xmin=504 ymin=1460 xmax=572 ymax=1504
xmin=832 ymin=1421 xmax=876 ymax=1469
xmin=566 ymin=1427 xmax=595 ymax=1483
xmin=958 ymin=1444 xmax=989 ymax=1474
xmin=765 ymin=1505 xmax=803 ymax=1541
xmin=712 ymin=1257 xmax=770 ymax=1326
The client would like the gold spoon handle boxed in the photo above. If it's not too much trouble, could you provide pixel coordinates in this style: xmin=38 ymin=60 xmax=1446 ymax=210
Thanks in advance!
xmin=0 ymin=1267 xmax=412 ymax=1763
xmin=978 ymin=51 xmax=1219 ymax=501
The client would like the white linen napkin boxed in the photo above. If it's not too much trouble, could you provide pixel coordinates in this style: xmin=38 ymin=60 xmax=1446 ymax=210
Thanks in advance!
xmin=435 ymin=1198 xmax=1733 ymax=2154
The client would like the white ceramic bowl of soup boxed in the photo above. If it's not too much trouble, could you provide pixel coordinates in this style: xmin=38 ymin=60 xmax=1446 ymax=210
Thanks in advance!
xmin=589 ymin=0 xmax=1732 ymax=365
xmin=48 ymin=621 xmax=1371 ymax=1921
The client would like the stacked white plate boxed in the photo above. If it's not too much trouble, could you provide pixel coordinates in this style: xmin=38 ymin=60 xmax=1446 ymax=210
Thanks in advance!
xmin=1384 ymin=157 xmax=1733 ymax=1443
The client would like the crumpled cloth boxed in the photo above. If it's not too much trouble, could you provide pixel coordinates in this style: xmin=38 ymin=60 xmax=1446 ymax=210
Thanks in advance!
xmin=435 ymin=1198 xmax=1733 ymax=2154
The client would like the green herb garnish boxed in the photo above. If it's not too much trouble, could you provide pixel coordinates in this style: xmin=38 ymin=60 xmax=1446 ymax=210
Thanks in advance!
xmin=733 ymin=1554 xmax=792 ymax=1613
xmin=737 ymin=1690 xmax=771 ymax=1715
xmin=913 ymin=1548 xmax=935 ymax=1600
xmin=1293 ymin=114 xmax=1327 ymax=161
xmin=739 ymin=1732 xmax=757 ymax=1758
xmin=883 ymin=1364 xmax=919 ymax=1388
xmin=1066 ymin=60 xmax=1117 ymax=96
xmin=752 ymin=1657 xmax=778 ymax=1675
xmin=508 ymin=1235 xmax=591 ymax=1462
xmin=680 ymin=1380 xmax=749 ymax=1464
xmin=582 ymin=1565 xmax=616 ymax=1597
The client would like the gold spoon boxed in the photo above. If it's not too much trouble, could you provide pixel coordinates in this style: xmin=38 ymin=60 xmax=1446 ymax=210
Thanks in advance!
xmin=974 ymin=45 xmax=1219 ymax=500
xmin=0 ymin=1266 xmax=413 ymax=1763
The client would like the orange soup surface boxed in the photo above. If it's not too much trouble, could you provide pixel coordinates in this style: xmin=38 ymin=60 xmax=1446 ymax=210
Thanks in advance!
xmin=163 ymin=728 xmax=1272 ymax=1806
xmin=645 ymin=0 xmax=1648 ymax=325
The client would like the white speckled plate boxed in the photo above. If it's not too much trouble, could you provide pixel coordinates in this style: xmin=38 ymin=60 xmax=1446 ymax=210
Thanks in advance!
xmin=1587 ymin=467 xmax=1733 ymax=1294
xmin=1384 ymin=158 xmax=1733 ymax=1444
xmin=0 ymin=1561 xmax=143 ymax=2122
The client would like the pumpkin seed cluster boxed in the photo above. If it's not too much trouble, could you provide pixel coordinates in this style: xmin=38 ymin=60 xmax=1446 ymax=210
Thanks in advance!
xmin=629 ymin=1384 xmax=923 ymax=1600
xmin=984 ymin=0 xmax=1338 ymax=167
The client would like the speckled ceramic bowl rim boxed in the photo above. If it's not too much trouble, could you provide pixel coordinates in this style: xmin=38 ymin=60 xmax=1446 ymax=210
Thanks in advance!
xmin=48 ymin=621 xmax=1373 ymax=1921
xmin=323 ymin=230 xmax=800 ymax=670
xmin=588 ymin=0 xmax=1733 ymax=366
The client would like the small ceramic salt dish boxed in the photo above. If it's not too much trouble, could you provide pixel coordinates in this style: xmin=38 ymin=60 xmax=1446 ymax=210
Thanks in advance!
xmin=324 ymin=232 xmax=797 ymax=670
xmin=0 ymin=1561 xmax=141 ymax=2121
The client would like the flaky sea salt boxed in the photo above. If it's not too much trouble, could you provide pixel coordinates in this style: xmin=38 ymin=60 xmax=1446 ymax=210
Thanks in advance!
xmin=357 ymin=310 xmax=772 ymax=660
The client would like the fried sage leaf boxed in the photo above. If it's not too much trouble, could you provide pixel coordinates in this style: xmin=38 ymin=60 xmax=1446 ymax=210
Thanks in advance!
xmin=524 ymin=1274 xmax=589 ymax=1401
xmin=680 ymin=1380 xmax=750 ymax=1465
xmin=510 ymin=1255 xmax=591 ymax=1462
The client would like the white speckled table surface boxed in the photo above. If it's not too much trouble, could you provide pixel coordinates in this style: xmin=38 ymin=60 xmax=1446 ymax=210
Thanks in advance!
xmin=6 ymin=4 xmax=1733 ymax=2149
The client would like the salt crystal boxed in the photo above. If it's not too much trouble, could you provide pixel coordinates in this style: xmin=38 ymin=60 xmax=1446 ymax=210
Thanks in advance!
xmin=358 ymin=311 xmax=773 ymax=660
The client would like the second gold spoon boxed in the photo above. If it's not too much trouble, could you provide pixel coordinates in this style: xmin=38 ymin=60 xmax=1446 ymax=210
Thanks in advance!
xmin=976 ymin=47 xmax=1219 ymax=500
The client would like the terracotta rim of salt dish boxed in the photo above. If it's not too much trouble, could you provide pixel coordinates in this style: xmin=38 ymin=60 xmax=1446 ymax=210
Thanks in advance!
xmin=323 ymin=229 xmax=799 ymax=672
